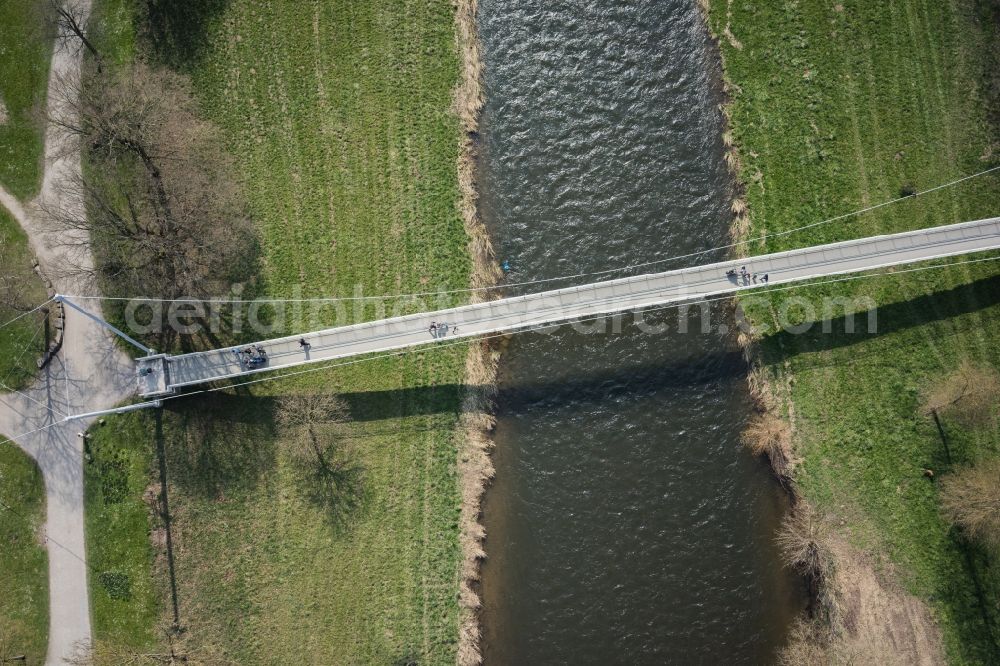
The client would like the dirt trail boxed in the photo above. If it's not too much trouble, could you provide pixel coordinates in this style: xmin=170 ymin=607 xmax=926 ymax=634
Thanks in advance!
xmin=0 ymin=2 xmax=136 ymax=662
xmin=827 ymin=535 xmax=946 ymax=665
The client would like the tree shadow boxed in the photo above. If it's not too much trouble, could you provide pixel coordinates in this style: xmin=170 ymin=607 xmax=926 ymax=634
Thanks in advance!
xmin=139 ymin=0 xmax=232 ymax=70
xmin=296 ymin=452 xmax=367 ymax=532
xmin=162 ymin=392 xmax=278 ymax=499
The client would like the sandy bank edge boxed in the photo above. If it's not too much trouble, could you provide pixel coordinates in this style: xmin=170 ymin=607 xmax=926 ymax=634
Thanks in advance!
xmin=453 ymin=1 xmax=502 ymax=664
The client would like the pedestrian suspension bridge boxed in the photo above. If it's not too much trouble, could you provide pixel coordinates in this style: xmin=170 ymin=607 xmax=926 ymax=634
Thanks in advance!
xmin=64 ymin=216 xmax=1000 ymax=399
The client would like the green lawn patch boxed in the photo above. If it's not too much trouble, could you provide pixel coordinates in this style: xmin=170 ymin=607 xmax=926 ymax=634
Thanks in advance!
xmin=0 ymin=0 xmax=51 ymax=392
xmin=0 ymin=0 xmax=51 ymax=200
xmin=85 ymin=0 xmax=473 ymax=661
xmin=84 ymin=416 xmax=160 ymax=653
xmin=0 ymin=206 xmax=48 ymax=391
xmin=708 ymin=0 xmax=1000 ymax=661
xmin=0 ymin=441 xmax=48 ymax=663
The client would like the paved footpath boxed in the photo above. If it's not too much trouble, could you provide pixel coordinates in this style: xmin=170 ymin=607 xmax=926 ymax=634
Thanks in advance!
xmin=0 ymin=3 xmax=135 ymax=661
xmin=158 ymin=216 xmax=1000 ymax=393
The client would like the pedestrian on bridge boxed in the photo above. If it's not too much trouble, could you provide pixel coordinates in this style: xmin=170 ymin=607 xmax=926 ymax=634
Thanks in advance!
xmin=429 ymin=321 xmax=438 ymax=337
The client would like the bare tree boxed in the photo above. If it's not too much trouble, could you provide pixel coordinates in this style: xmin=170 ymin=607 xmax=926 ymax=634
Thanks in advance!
xmin=276 ymin=393 xmax=351 ymax=470
xmin=42 ymin=63 xmax=258 ymax=349
xmin=940 ymin=459 xmax=1000 ymax=549
xmin=276 ymin=393 xmax=364 ymax=525
xmin=776 ymin=503 xmax=830 ymax=581
xmin=923 ymin=361 xmax=1000 ymax=428
xmin=39 ymin=0 xmax=103 ymax=72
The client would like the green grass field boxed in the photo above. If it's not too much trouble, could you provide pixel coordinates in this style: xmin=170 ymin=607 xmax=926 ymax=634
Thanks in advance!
xmin=707 ymin=0 xmax=1000 ymax=661
xmin=85 ymin=0 xmax=472 ymax=662
xmin=0 ymin=0 xmax=50 ymax=390
xmin=0 ymin=0 xmax=50 ymax=201
xmin=84 ymin=417 xmax=160 ymax=653
xmin=0 ymin=207 xmax=48 ymax=391
xmin=0 ymin=442 xmax=48 ymax=663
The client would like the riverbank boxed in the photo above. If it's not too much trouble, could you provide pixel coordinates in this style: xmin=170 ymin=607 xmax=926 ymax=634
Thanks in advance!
xmin=705 ymin=0 xmax=1000 ymax=662
xmin=453 ymin=1 xmax=502 ymax=664
xmin=80 ymin=0 xmax=492 ymax=661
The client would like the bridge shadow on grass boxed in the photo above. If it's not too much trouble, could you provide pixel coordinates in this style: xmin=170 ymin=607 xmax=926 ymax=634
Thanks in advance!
xmin=759 ymin=274 xmax=1000 ymax=366
xmin=161 ymin=393 xmax=278 ymax=499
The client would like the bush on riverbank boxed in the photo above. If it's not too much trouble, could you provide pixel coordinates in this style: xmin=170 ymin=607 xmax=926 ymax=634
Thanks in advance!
xmin=940 ymin=459 xmax=1000 ymax=550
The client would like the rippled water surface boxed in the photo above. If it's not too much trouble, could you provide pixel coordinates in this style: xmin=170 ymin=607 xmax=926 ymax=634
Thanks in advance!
xmin=477 ymin=0 xmax=803 ymax=662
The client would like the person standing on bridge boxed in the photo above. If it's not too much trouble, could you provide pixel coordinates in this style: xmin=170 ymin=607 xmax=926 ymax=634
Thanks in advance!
xmin=299 ymin=337 xmax=310 ymax=350
xmin=429 ymin=321 xmax=438 ymax=337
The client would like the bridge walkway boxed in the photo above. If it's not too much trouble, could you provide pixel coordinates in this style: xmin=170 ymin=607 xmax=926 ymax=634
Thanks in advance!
xmin=137 ymin=216 xmax=1000 ymax=397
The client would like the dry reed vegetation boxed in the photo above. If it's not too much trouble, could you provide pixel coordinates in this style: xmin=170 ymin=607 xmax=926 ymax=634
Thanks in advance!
xmin=776 ymin=503 xmax=830 ymax=583
xmin=939 ymin=459 xmax=1000 ymax=550
xmin=453 ymin=1 xmax=503 ymax=663
xmin=741 ymin=412 xmax=794 ymax=480
xmin=778 ymin=532 xmax=948 ymax=666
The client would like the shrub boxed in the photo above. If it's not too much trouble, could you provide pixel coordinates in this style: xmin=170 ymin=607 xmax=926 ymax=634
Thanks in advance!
xmin=741 ymin=412 xmax=792 ymax=476
xmin=923 ymin=361 xmax=1000 ymax=428
xmin=776 ymin=503 xmax=830 ymax=581
xmin=939 ymin=459 xmax=1000 ymax=549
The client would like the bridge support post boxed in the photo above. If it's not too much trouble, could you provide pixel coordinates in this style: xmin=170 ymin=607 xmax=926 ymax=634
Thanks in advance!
xmin=55 ymin=295 xmax=155 ymax=355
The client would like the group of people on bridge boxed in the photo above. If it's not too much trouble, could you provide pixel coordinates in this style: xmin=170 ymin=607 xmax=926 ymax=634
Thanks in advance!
xmin=428 ymin=321 xmax=457 ymax=338
xmin=726 ymin=266 xmax=768 ymax=285
xmin=235 ymin=344 xmax=268 ymax=368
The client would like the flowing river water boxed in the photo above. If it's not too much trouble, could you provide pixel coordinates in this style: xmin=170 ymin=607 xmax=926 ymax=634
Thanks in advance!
xmin=476 ymin=0 xmax=804 ymax=662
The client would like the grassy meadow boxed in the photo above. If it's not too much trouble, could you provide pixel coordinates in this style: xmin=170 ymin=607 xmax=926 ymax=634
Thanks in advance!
xmin=0 ymin=0 xmax=50 ymax=201
xmin=0 ymin=3 xmax=53 ymax=660
xmin=707 ymin=0 xmax=1000 ymax=661
xmin=0 ymin=442 xmax=48 ymax=663
xmin=84 ymin=0 xmax=473 ymax=662
xmin=0 ymin=207 xmax=48 ymax=390
xmin=84 ymin=416 xmax=160 ymax=653
xmin=0 ymin=0 xmax=50 ymax=390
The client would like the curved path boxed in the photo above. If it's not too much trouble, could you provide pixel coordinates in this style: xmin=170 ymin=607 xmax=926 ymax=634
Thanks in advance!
xmin=0 ymin=3 xmax=134 ymax=662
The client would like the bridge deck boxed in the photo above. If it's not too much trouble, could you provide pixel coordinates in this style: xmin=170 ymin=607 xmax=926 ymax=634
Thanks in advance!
xmin=139 ymin=217 xmax=1000 ymax=396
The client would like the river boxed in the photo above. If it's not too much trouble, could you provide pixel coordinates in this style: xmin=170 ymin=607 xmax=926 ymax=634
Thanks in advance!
xmin=476 ymin=0 xmax=803 ymax=662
